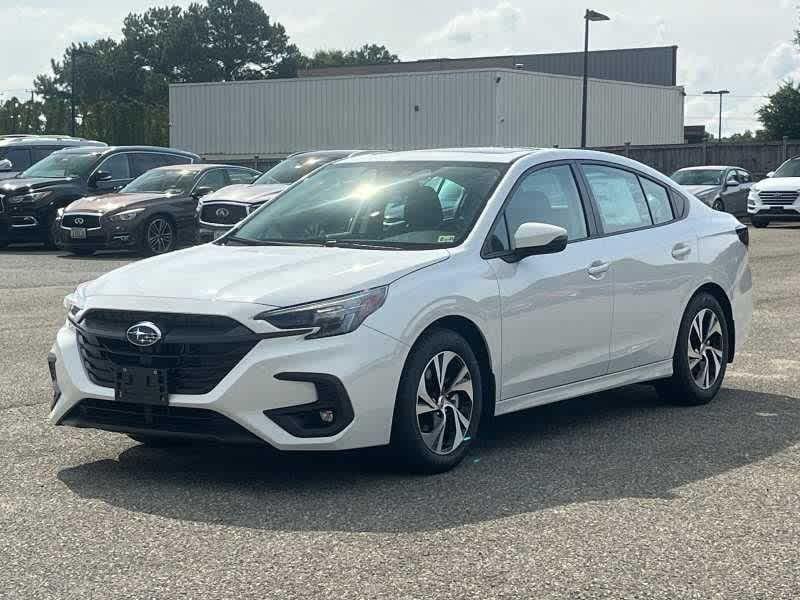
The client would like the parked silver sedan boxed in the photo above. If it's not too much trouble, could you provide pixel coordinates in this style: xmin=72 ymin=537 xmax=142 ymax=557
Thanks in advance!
xmin=671 ymin=166 xmax=752 ymax=215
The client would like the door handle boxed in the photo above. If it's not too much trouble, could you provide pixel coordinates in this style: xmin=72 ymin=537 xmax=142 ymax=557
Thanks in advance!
xmin=587 ymin=260 xmax=610 ymax=278
xmin=671 ymin=243 xmax=692 ymax=260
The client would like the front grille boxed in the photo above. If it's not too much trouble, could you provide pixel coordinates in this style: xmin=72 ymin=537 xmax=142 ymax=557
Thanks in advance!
xmin=63 ymin=213 xmax=101 ymax=228
xmin=200 ymin=203 xmax=248 ymax=225
xmin=758 ymin=190 xmax=799 ymax=205
xmin=61 ymin=398 xmax=263 ymax=443
xmin=77 ymin=310 xmax=259 ymax=395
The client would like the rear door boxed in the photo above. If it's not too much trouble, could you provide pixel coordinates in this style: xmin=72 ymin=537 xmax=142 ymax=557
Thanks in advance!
xmin=579 ymin=162 xmax=699 ymax=373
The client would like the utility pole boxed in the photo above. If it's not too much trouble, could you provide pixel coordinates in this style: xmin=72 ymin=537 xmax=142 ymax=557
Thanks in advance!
xmin=703 ymin=90 xmax=730 ymax=143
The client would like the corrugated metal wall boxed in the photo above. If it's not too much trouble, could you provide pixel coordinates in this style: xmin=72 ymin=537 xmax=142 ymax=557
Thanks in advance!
xmin=170 ymin=69 xmax=684 ymax=159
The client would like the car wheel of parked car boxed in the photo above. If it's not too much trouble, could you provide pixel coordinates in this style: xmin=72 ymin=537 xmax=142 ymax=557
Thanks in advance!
xmin=656 ymin=292 xmax=729 ymax=406
xmin=44 ymin=213 xmax=60 ymax=250
xmin=391 ymin=328 xmax=483 ymax=473
xmin=751 ymin=218 xmax=769 ymax=228
xmin=140 ymin=215 xmax=176 ymax=256
xmin=712 ymin=199 xmax=725 ymax=212
xmin=69 ymin=248 xmax=95 ymax=257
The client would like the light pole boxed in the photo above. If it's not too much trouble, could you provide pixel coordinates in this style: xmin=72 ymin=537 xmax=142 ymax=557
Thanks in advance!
xmin=703 ymin=89 xmax=730 ymax=142
xmin=69 ymin=47 xmax=95 ymax=137
xmin=581 ymin=9 xmax=610 ymax=148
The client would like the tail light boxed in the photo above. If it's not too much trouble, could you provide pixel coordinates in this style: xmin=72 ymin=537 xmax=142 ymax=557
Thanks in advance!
xmin=736 ymin=226 xmax=749 ymax=247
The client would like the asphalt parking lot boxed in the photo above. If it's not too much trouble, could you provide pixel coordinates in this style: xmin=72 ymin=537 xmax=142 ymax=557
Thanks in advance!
xmin=2 ymin=228 xmax=799 ymax=600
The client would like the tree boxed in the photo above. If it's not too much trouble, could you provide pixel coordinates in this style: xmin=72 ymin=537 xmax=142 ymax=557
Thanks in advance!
xmin=303 ymin=44 xmax=399 ymax=69
xmin=758 ymin=82 xmax=800 ymax=140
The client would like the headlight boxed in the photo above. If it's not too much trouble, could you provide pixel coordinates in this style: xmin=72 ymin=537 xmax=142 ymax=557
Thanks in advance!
xmin=255 ymin=287 xmax=388 ymax=339
xmin=63 ymin=281 xmax=90 ymax=322
xmin=109 ymin=208 xmax=145 ymax=222
xmin=748 ymin=189 xmax=760 ymax=201
xmin=8 ymin=191 xmax=50 ymax=205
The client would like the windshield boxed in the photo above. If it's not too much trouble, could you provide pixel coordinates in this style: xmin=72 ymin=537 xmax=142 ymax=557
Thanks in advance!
xmin=19 ymin=151 xmax=99 ymax=179
xmin=773 ymin=158 xmax=800 ymax=178
xmin=254 ymin=154 xmax=343 ymax=185
xmin=232 ymin=161 xmax=505 ymax=249
xmin=123 ymin=168 xmax=197 ymax=194
xmin=671 ymin=169 xmax=723 ymax=186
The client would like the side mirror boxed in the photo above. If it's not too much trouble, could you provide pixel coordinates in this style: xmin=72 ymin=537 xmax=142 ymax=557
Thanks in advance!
xmin=510 ymin=222 xmax=568 ymax=261
xmin=193 ymin=186 xmax=213 ymax=198
xmin=90 ymin=170 xmax=113 ymax=185
xmin=766 ymin=171 xmax=775 ymax=178
xmin=0 ymin=159 xmax=12 ymax=171
xmin=725 ymin=177 xmax=739 ymax=188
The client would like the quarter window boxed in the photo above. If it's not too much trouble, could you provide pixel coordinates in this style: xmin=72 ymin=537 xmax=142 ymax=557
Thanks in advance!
xmin=502 ymin=165 xmax=588 ymax=242
xmin=640 ymin=178 xmax=673 ymax=224
xmin=583 ymin=165 xmax=653 ymax=234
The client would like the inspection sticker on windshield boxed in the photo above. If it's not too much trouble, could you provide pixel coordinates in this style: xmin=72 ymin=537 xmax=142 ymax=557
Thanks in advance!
xmin=438 ymin=235 xmax=455 ymax=243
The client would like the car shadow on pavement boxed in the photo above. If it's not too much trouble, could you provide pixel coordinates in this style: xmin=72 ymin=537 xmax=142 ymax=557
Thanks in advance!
xmin=57 ymin=385 xmax=800 ymax=533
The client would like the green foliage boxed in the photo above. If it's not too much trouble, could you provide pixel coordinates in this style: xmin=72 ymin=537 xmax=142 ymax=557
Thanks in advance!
xmin=757 ymin=82 xmax=800 ymax=140
xmin=0 ymin=0 xmax=399 ymax=146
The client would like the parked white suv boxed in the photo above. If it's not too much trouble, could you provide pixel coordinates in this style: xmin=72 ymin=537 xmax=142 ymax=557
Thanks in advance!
xmin=50 ymin=148 xmax=752 ymax=473
xmin=748 ymin=156 xmax=800 ymax=227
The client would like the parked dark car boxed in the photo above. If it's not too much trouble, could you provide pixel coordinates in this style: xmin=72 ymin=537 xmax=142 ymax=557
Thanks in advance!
xmin=0 ymin=145 xmax=200 ymax=248
xmin=57 ymin=163 xmax=260 ymax=256
xmin=0 ymin=135 xmax=106 ymax=181
xmin=196 ymin=150 xmax=380 ymax=242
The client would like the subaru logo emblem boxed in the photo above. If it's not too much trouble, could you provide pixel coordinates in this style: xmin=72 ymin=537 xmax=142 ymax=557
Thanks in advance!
xmin=74 ymin=217 xmax=84 ymax=225
xmin=126 ymin=322 xmax=162 ymax=347
xmin=216 ymin=207 xmax=230 ymax=218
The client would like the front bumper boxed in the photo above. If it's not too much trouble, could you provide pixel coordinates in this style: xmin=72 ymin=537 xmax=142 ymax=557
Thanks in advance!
xmin=0 ymin=206 xmax=49 ymax=243
xmin=49 ymin=301 xmax=407 ymax=451
xmin=196 ymin=222 xmax=233 ymax=243
xmin=748 ymin=202 xmax=800 ymax=220
xmin=57 ymin=216 xmax=140 ymax=251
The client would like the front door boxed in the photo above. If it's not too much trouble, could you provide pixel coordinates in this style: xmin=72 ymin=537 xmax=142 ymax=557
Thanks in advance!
xmin=488 ymin=163 xmax=613 ymax=399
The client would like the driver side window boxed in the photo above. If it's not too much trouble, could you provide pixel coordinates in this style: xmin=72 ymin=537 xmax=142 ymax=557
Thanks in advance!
xmin=96 ymin=153 xmax=131 ymax=181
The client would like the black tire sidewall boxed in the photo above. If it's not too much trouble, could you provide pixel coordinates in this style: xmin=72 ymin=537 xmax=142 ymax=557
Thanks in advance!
xmin=671 ymin=293 xmax=729 ymax=404
xmin=139 ymin=215 xmax=176 ymax=256
xmin=752 ymin=218 xmax=769 ymax=228
xmin=391 ymin=328 xmax=483 ymax=473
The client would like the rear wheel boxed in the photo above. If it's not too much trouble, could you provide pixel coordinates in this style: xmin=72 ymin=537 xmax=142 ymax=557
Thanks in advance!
xmin=390 ymin=328 xmax=482 ymax=473
xmin=751 ymin=218 xmax=769 ymax=228
xmin=139 ymin=215 xmax=176 ymax=256
xmin=712 ymin=198 xmax=725 ymax=212
xmin=656 ymin=292 xmax=729 ymax=406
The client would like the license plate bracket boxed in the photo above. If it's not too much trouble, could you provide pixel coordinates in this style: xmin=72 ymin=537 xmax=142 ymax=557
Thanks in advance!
xmin=115 ymin=366 xmax=169 ymax=405
xmin=70 ymin=227 xmax=87 ymax=239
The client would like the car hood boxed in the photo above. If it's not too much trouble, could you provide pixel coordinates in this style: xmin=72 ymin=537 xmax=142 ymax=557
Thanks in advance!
xmin=0 ymin=177 xmax=73 ymax=193
xmin=202 ymin=183 xmax=288 ymax=205
xmin=85 ymin=243 xmax=450 ymax=307
xmin=65 ymin=192 xmax=167 ymax=214
xmin=752 ymin=177 xmax=800 ymax=192
xmin=682 ymin=184 xmax=718 ymax=197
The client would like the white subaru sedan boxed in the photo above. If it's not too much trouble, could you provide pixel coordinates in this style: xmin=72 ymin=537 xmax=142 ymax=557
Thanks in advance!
xmin=49 ymin=148 xmax=753 ymax=473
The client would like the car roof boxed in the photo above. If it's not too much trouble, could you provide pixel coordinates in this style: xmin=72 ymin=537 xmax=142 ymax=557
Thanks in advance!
xmin=149 ymin=163 xmax=254 ymax=172
xmin=286 ymin=149 xmax=378 ymax=159
xmin=676 ymin=165 xmax=743 ymax=171
xmin=338 ymin=147 xmax=545 ymax=164
xmin=54 ymin=145 xmax=200 ymax=158
xmin=0 ymin=136 xmax=106 ymax=148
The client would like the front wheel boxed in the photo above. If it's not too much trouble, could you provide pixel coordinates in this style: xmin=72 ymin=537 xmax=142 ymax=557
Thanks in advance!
xmin=390 ymin=328 xmax=483 ymax=473
xmin=656 ymin=292 xmax=729 ymax=406
xmin=139 ymin=215 xmax=176 ymax=256
xmin=751 ymin=218 xmax=769 ymax=228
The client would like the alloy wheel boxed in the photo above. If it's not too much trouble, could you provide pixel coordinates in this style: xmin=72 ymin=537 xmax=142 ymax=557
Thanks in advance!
xmin=687 ymin=308 xmax=724 ymax=389
xmin=416 ymin=351 xmax=474 ymax=455
xmin=147 ymin=218 xmax=174 ymax=254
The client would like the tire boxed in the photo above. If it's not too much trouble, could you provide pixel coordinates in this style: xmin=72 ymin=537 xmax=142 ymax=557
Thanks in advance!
xmin=44 ymin=211 xmax=60 ymax=250
xmin=127 ymin=434 xmax=193 ymax=448
xmin=711 ymin=199 xmax=725 ymax=212
xmin=751 ymin=218 xmax=769 ymax=228
xmin=139 ymin=215 xmax=176 ymax=256
xmin=390 ymin=328 xmax=483 ymax=473
xmin=69 ymin=248 xmax=95 ymax=257
xmin=656 ymin=292 xmax=729 ymax=406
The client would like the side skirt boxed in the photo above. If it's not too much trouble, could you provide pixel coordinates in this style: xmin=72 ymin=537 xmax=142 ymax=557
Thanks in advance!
xmin=494 ymin=360 xmax=673 ymax=417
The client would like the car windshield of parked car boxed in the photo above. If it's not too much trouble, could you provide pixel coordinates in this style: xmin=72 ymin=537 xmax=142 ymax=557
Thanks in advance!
xmin=671 ymin=169 xmax=723 ymax=186
xmin=19 ymin=151 xmax=99 ymax=179
xmin=773 ymin=158 xmax=800 ymax=178
xmin=231 ymin=161 xmax=504 ymax=249
xmin=254 ymin=155 xmax=341 ymax=185
xmin=122 ymin=169 xmax=197 ymax=194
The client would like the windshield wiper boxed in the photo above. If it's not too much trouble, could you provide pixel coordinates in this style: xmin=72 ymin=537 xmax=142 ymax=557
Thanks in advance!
xmin=221 ymin=236 xmax=326 ymax=247
xmin=323 ymin=240 xmax=405 ymax=250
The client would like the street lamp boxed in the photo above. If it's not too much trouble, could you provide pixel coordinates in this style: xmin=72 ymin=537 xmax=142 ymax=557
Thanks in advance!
xmin=703 ymin=89 xmax=730 ymax=142
xmin=70 ymin=47 xmax=96 ymax=137
xmin=581 ymin=9 xmax=610 ymax=148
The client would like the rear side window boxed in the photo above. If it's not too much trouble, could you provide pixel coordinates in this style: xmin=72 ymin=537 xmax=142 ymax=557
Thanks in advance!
xmin=583 ymin=165 xmax=653 ymax=234
xmin=738 ymin=169 xmax=751 ymax=183
xmin=130 ymin=152 xmax=190 ymax=176
xmin=31 ymin=147 xmax=58 ymax=163
xmin=640 ymin=178 xmax=673 ymax=224
xmin=1 ymin=148 xmax=31 ymax=170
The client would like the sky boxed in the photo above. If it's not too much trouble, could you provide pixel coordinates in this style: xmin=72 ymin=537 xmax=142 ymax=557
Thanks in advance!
xmin=1 ymin=0 xmax=798 ymax=137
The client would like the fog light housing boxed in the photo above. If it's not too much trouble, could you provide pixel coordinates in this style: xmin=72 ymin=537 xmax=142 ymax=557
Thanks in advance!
xmin=47 ymin=353 xmax=61 ymax=409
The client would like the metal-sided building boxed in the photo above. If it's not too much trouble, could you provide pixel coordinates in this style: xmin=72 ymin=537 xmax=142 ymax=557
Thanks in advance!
xmin=170 ymin=49 xmax=684 ymax=163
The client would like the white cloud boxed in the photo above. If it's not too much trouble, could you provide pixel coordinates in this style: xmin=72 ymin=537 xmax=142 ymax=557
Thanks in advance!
xmin=421 ymin=2 xmax=524 ymax=54
xmin=58 ymin=19 xmax=114 ymax=42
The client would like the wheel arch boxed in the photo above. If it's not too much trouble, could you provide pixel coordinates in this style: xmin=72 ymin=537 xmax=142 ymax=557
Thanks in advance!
xmin=690 ymin=282 xmax=736 ymax=362
xmin=414 ymin=315 xmax=497 ymax=422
